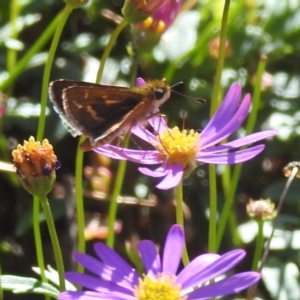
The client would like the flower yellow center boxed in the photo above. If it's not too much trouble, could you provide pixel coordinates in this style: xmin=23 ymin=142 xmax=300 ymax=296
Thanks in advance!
xmin=12 ymin=136 xmax=58 ymax=177
xmin=134 ymin=274 xmax=185 ymax=300
xmin=155 ymin=127 xmax=200 ymax=166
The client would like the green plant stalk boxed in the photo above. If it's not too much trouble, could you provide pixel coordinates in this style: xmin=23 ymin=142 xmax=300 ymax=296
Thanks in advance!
xmin=0 ymin=13 xmax=61 ymax=92
xmin=75 ymin=136 xmax=85 ymax=273
xmin=207 ymin=0 xmax=230 ymax=254
xmin=39 ymin=195 xmax=65 ymax=291
xmin=33 ymin=197 xmax=50 ymax=300
xmin=210 ymin=0 xmax=231 ymax=115
xmin=7 ymin=0 xmax=20 ymax=76
xmin=208 ymin=165 xmax=217 ymax=253
xmin=36 ymin=4 xmax=73 ymax=140
xmin=252 ymin=220 xmax=264 ymax=270
xmin=216 ymin=55 xmax=267 ymax=250
xmin=106 ymin=138 xmax=129 ymax=248
xmin=95 ymin=19 xmax=128 ymax=84
xmin=174 ymin=181 xmax=189 ymax=265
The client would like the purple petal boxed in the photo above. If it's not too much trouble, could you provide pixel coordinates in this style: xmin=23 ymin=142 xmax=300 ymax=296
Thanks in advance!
xmin=137 ymin=240 xmax=161 ymax=276
xmin=180 ymin=249 xmax=246 ymax=291
xmin=64 ymin=272 xmax=133 ymax=294
xmin=73 ymin=253 xmax=137 ymax=290
xmin=186 ymin=272 xmax=261 ymax=299
xmin=196 ymin=145 xmax=265 ymax=164
xmin=177 ymin=254 xmax=220 ymax=287
xmin=201 ymin=93 xmax=251 ymax=148
xmin=155 ymin=164 xmax=184 ymax=190
xmin=162 ymin=225 xmax=184 ymax=275
xmin=148 ymin=116 xmax=168 ymax=135
xmin=93 ymin=243 xmax=139 ymax=286
xmin=59 ymin=290 xmax=135 ymax=300
xmin=94 ymin=145 xmax=128 ymax=160
xmin=139 ymin=166 xmax=169 ymax=177
xmin=201 ymin=130 xmax=277 ymax=154
xmin=97 ymin=146 xmax=163 ymax=165
xmin=136 ymin=77 xmax=146 ymax=87
xmin=131 ymin=126 xmax=157 ymax=144
xmin=201 ymin=84 xmax=241 ymax=139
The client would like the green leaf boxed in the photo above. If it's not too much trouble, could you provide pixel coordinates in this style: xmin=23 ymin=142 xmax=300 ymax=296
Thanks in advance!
xmin=0 ymin=275 xmax=59 ymax=298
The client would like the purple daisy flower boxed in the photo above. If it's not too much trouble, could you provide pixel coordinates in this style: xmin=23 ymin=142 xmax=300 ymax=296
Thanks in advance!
xmin=59 ymin=225 xmax=260 ymax=300
xmin=94 ymin=81 xmax=277 ymax=189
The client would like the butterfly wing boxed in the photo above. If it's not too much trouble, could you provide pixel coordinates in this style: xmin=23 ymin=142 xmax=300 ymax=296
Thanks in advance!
xmin=49 ymin=80 xmax=108 ymax=137
xmin=62 ymin=85 xmax=145 ymax=141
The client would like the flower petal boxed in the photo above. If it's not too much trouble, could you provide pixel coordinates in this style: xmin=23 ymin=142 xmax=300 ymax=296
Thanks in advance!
xmin=139 ymin=166 xmax=169 ymax=177
xmin=64 ymin=272 xmax=134 ymax=295
xmin=201 ymin=84 xmax=241 ymax=139
xmin=93 ymin=243 xmax=139 ymax=286
xmin=131 ymin=125 xmax=157 ymax=144
xmin=177 ymin=254 xmax=220 ymax=287
xmin=73 ymin=253 xmax=137 ymax=290
xmin=201 ymin=130 xmax=277 ymax=154
xmin=59 ymin=290 xmax=135 ymax=299
xmin=201 ymin=93 xmax=251 ymax=148
xmin=136 ymin=77 xmax=146 ymax=87
xmin=96 ymin=145 xmax=163 ymax=165
xmin=137 ymin=240 xmax=161 ymax=276
xmin=180 ymin=249 xmax=246 ymax=291
xmin=148 ymin=115 xmax=168 ymax=135
xmin=186 ymin=272 xmax=260 ymax=300
xmin=162 ymin=225 xmax=184 ymax=275
xmin=196 ymin=145 xmax=265 ymax=164
xmin=155 ymin=164 xmax=184 ymax=189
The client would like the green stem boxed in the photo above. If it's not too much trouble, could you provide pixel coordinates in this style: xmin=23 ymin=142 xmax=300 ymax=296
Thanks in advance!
xmin=36 ymin=4 xmax=73 ymax=141
xmin=39 ymin=195 xmax=65 ymax=291
xmin=0 ymin=13 xmax=60 ymax=92
xmin=207 ymin=0 xmax=230 ymax=254
xmin=7 ymin=0 xmax=20 ymax=75
xmin=174 ymin=181 xmax=189 ymax=265
xmin=33 ymin=197 xmax=50 ymax=300
xmin=216 ymin=55 xmax=267 ymax=250
xmin=75 ymin=136 xmax=85 ymax=273
xmin=95 ymin=19 xmax=128 ymax=84
xmin=209 ymin=0 xmax=231 ymax=115
xmin=106 ymin=138 xmax=129 ymax=248
xmin=252 ymin=220 xmax=264 ymax=270
xmin=208 ymin=165 xmax=217 ymax=253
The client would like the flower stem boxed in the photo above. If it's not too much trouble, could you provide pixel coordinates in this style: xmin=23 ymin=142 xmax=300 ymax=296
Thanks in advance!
xmin=106 ymin=138 xmax=129 ymax=248
xmin=207 ymin=0 xmax=230 ymax=254
xmin=216 ymin=55 xmax=267 ymax=250
xmin=39 ymin=195 xmax=65 ymax=291
xmin=174 ymin=181 xmax=189 ymax=265
xmin=36 ymin=4 xmax=73 ymax=141
xmin=252 ymin=220 xmax=264 ymax=271
xmin=210 ymin=0 xmax=230 ymax=115
xmin=75 ymin=136 xmax=85 ymax=273
xmin=33 ymin=197 xmax=50 ymax=300
xmin=208 ymin=165 xmax=217 ymax=253
xmin=95 ymin=19 xmax=128 ymax=84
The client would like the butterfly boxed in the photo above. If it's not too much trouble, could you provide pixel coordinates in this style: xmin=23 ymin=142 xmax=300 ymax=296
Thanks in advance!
xmin=49 ymin=79 xmax=171 ymax=151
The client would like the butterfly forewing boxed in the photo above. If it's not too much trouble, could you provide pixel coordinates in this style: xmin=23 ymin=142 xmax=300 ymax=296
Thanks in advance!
xmin=62 ymin=86 xmax=145 ymax=140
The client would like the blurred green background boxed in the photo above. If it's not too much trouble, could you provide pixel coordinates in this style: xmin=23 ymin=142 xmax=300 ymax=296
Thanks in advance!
xmin=1 ymin=0 xmax=300 ymax=299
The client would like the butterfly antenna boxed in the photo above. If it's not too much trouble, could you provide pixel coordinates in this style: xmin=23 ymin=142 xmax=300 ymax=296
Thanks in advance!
xmin=170 ymin=82 xmax=206 ymax=103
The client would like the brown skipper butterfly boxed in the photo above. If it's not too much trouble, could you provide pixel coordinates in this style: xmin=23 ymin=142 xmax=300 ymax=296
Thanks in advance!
xmin=49 ymin=79 xmax=171 ymax=151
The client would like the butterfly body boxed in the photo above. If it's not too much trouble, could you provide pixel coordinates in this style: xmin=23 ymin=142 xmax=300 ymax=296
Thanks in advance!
xmin=49 ymin=79 xmax=170 ymax=151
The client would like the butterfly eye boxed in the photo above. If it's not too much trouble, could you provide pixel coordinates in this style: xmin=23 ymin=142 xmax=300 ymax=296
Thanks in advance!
xmin=155 ymin=88 xmax=166 ymax=100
